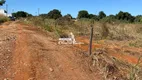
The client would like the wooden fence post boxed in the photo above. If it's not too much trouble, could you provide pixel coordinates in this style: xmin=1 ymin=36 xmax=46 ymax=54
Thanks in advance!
xmin=89 ymin=25 xmax=93 ymax=55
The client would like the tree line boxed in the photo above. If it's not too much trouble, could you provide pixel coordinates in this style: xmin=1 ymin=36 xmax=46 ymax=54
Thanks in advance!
xmin=0 ymin=0 xmax=142 ymax=23
xmin=12 ymin=9 xmax=142 ymax=23
xmin=77 ymin=10 xmax=141 ymax=23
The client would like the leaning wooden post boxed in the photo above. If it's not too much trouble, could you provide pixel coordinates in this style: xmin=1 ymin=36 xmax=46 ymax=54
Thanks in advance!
xmin=89 ymin=25 xmax=93 ymax=55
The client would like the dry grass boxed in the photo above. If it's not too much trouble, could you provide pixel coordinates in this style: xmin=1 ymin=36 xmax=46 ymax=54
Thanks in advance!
xmin=92 ymin=48 xmax=142 ymax=80
xmin=92 ymin=48 xmax=127 ymax=80
xmin=21 ymin=17 xmax=142 ymax=47
xmin=19 ymin=17 xmax=142 ymax=79
xmin=0 ymin=14 xmax=9 ymax=24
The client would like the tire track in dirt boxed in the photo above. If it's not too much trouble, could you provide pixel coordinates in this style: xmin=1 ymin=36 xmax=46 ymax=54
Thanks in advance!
xmin=29 ymin=33 xmax=99 ymax=80
xmin=1 ymin=22 xmax=103 ymax=80
xmin=11 ymin=24 xmax=34 ymax=80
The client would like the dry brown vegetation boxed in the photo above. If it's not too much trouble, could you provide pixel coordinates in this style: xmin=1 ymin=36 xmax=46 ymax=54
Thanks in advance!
xmin=0 ymin=14 xmax=9 ymax=23
xmin=16 ymin=17 xmax=142 ymax=79
xmin=0 ymin=21 xmax=104 ymax=80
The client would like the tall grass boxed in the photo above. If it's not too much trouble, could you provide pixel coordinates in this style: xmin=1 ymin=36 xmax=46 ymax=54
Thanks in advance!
xmin=20 ymin=16 xmax=142 ymax=79
xmin=129 ymin=56 xmax=142 ymax=80
xmin=0 ymin=15 xmax=9 ymax=24
xmin=23 ymin=16 xmax=73 ymax=38
xmin=22 ymin=17 xmax=142 ymax=46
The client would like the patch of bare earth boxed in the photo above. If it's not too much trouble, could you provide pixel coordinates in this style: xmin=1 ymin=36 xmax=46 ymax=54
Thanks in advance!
xmin=0 ymin=22 xmax=102 ymax=80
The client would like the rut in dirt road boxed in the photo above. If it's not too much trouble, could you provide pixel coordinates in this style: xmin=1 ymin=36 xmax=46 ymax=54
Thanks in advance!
xmin=0 ymin=22 xmax=102 ymax=80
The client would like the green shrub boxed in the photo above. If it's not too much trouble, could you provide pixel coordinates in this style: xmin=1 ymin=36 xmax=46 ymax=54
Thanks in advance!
xmin=43 ymin=25 xmax=54 ymax=32
xmin=0 ymin=15 xmax=9 ymax=23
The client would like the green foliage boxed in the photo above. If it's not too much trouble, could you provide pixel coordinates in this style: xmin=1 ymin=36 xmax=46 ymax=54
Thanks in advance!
xmin=56 ymin=16 xmax=73 ymax=26
xmin=116 ymin=11 xmax=123 ymax=20
xmin=44 ymin=24 xmax=54 ymax=32
xmin=0 ymin=15 xmax=9 ymax=23
xmin=39 ymin=14 xmax=48 ymax=18
xmin=0 ymin=0 xmax=5 ymax=6
xmin=135 ymin=15 xmax=142 ymax=23
xmin=116 ymin=11 xmax=135 ymax=23
xmin=47 ymin=9 xmax=62 ymax=19
xmin=15 ymin=9 xmax=142 ymax=24
xmin=40 ymin=10 xmax=63 ymax=19
xmin=75 ymin=10 xmax=141 ymax=23
xmin=88 ymin=14 xmax=94 ymax=19
xmin=98 ymin=11 xmax=106 ymax=19
xmin=77 ymin=10 xmax=89 ymax=19
xmin=100 ymin=15 xmax=118 ymax=23
xmin=108 ymin=14 xmax=116 ymax=19
xmin=64 ymin=14 xmax=72 ymax=19
xmin=12 ymin=11 xmax=32 ymax=18
xmin=89 ymin=14 xmax=99 ymax=21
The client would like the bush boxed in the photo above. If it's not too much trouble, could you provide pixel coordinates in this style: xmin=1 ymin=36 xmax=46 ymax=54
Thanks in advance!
xmin=77 ymin=10 xmax=89 ymax=19
xmin=22 ymin=16 xmax=142 ymax=42
xmin=43 ymin=24 xmax=54 ymax=32
xmin=55 ymin=16 xmax=73 ymax=26
xmin=12 ymin=11 xmax=32 ymax=18
xmin=47 ymin=9 xmax=62 ymax=19
xmin=0 ymin=15 xmax=9 ymax=23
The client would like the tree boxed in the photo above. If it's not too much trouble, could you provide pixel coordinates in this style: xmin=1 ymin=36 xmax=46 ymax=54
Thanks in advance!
xmin=39 ymin=14 xmax=48 ymax=18
xmin=108 ymin=14 xmax=116 ymax=19
xmin=88 ymin=14 xmax=94 ymax=19
xmin=116 ymin=11 xmax=135 ymax=22
xmin=0 ymin=0 xmax=5 ymax=6
xmin=56 ymin=14 xmax=73 ymax=26
xmin=116 ymin=11 xmax=124 ymax=20
xmin=47 ymin=9 xmax=62 ymax=19
xmin=77 ymin=10 xmax=89 ymax=19
xmin=88 ymin=14 xmax=99 ymax=21
xmin=135 ymin=15 xmax=142 ymax=22
xmin=64 ymin=14 xmax=72 ymax=19
xmin=98 ymin=11 xmax=106 ymax=19
xmin=12 ymin=11 xmax=32 ymax=18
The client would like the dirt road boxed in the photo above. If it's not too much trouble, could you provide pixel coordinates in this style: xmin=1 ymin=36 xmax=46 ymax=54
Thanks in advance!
xmin=0 ymin=22 xmax=101 ymax=80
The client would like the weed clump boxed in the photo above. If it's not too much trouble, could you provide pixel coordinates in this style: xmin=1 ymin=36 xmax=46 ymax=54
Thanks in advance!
xmin=0 ymin=15 xmax=9 ymax=24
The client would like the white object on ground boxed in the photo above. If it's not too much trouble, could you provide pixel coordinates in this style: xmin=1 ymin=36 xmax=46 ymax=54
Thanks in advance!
xmin=58 ymin=38 xmax=73 ymax=44
xmin=58 ymin=32 xmax=84 ymax=45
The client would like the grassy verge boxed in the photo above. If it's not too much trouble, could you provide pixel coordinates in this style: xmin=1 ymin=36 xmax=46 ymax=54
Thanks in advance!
xmin=20 ymin=17 xmax=142 ymax=47
xmin=0 ymin=15 xmax=9 ymax=24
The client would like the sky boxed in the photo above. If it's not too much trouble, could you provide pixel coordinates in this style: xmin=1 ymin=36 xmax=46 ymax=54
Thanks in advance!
xmin=1 ymin=0 xmax=142 ymax=17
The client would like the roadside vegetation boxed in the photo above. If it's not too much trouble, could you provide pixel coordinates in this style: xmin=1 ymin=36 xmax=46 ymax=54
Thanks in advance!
xmin=0 ymin=0 xmax=9 ymax=24
xmin=11 ymin=9 xmax=142 ymax=80
xmin=14 ymin=9 xmax=142 ymax=47
xmin=0 ymin=15 xmax=9 ymax=24
xmin=0 ymin=0 xmax=141 ymax=79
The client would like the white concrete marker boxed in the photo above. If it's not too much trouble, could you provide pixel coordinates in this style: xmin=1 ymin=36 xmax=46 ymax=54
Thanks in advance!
xmin=58 ymin=32 xmax=84 ymax=45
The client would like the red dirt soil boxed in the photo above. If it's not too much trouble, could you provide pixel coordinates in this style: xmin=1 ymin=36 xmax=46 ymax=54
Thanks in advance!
xmin=75 ymin=36 xmax=142 ymax=65
xmin=0 ymin=21 xmax=142 ymax=80
xmin=0 ymin=22 xmax=102 ymax=80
